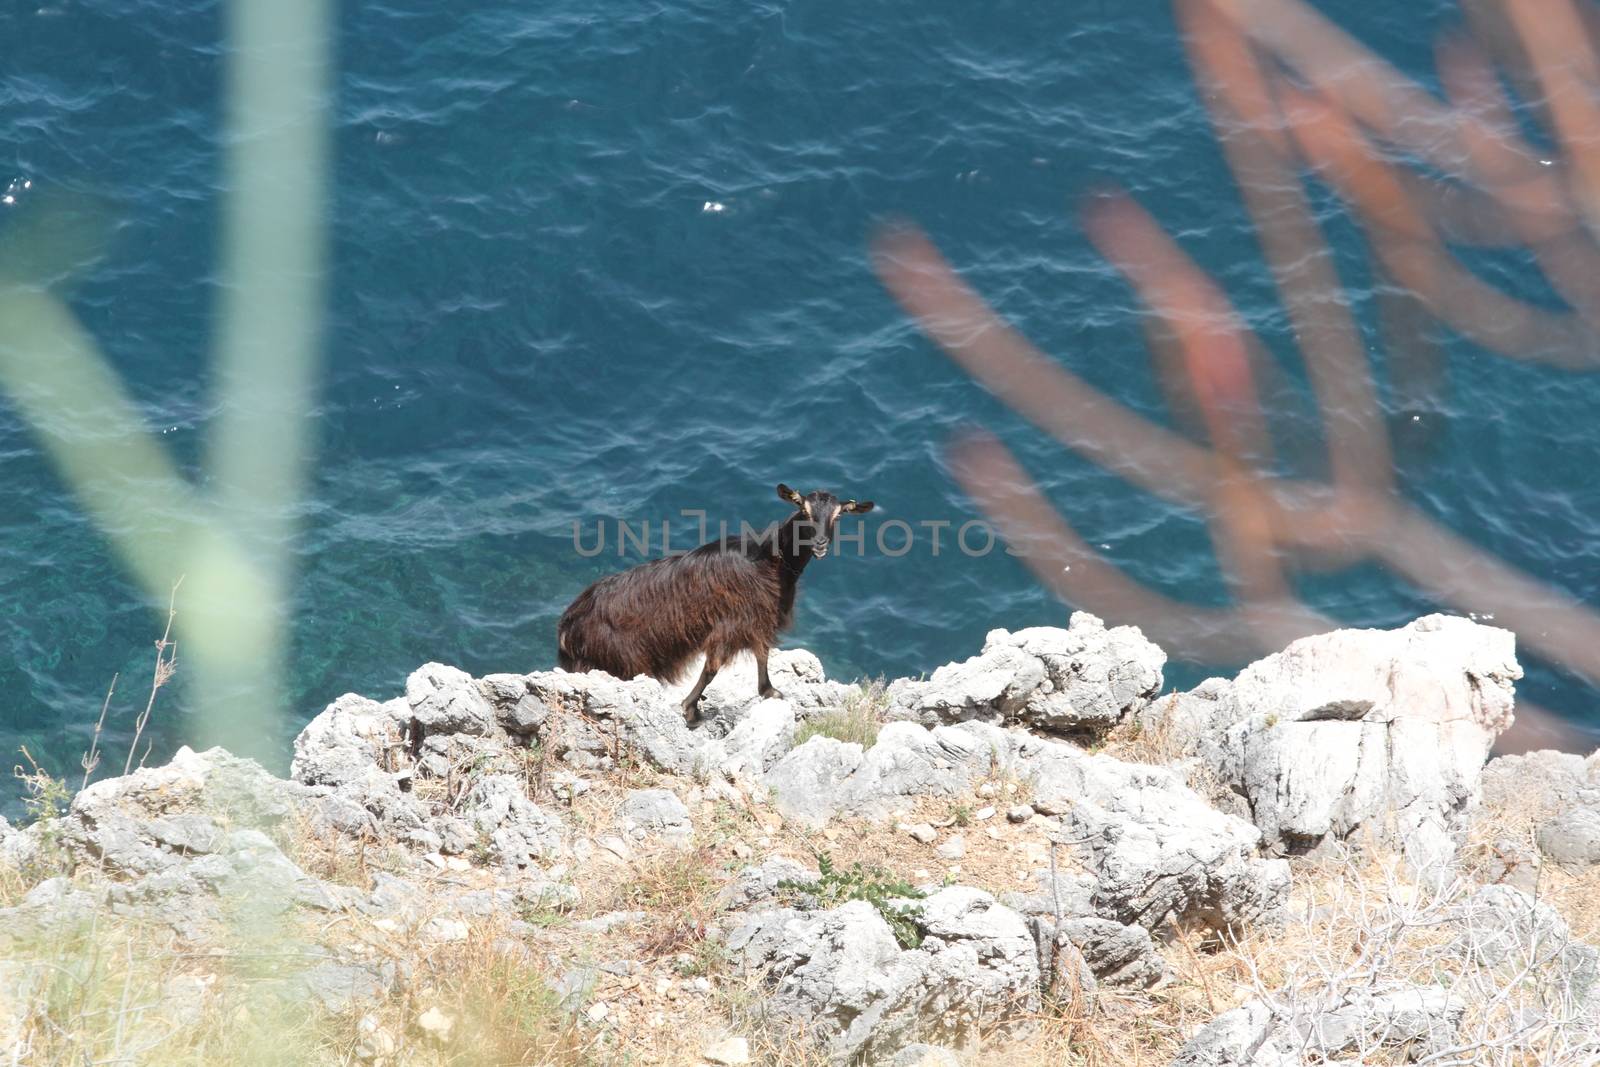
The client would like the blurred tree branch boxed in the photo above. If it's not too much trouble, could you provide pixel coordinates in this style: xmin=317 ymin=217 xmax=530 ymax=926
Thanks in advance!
xmin=876 ymin=0 xmax=1600 ymax=750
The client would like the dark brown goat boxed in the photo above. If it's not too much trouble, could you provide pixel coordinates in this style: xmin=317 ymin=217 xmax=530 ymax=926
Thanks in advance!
xmin=557 ymin=485 xmax=875 ymax=721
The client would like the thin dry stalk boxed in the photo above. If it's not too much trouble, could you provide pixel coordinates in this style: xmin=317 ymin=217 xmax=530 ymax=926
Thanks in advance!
xmin=126 ymin=578 xmax=182 ymax=776
xmin=80 ymin=672 xmax=117 ymax=793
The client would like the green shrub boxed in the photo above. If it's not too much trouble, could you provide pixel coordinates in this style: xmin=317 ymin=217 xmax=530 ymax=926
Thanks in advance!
xmin=780 ymin=853 xmax=926 ymax=949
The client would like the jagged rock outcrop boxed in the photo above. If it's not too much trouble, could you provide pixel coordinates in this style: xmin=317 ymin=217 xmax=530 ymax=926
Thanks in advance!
xmin=8 ymin=610 xmax=1580 ymax=1066
xmin=0 ymin=877 xmax=102 ymax=951
xmin=1453 ymin=884 xmax=1600 ymax=1019
xmin=618 ymin=788 xmax=692 ymax=843
xmin=489 ymin=668 xmax=703 ymax=775
xmin=460 ymin=774 xmax=565 ymax=867
xmin=1001 ymin=869 xmax=1167 ymax=987
xmin=1169 ymin=998 xmax=1303 ymax=1067
xmin=1481 ymin=749 xmax=1600 ymax=868
xmin=697 ymin=698 xmax=800 ymax=778
xmin=1170 ymin=984 xmax=1467 ymax=1066
xmin=289 ymin=692 xmax=411 ymax=788
xmin=5 ymin=746 xmax=354 ymax=939
xmin=729 ymin=888 xmax=1039 ymax=1063
xmin=691 ymin=648 xmax=856 ymax=722
xmin=288 ymin=661 xmax=709 ymax=854
xmin=408 ymin=662 xmax=498 ymax=737
xmin=887 ymin=613 xmax=1164 ymax=737
xmin=1537 ymin=808 xmax=1600 ymax=867
xmin=1141 ymin=614 xmax=1520 ymax=866
xmin=765 ymin=720 xmax=1288 ymax=935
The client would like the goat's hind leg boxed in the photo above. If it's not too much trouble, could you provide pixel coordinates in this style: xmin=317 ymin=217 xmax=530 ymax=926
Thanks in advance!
xmin=756 ymin=646 xmax=780 ymax=701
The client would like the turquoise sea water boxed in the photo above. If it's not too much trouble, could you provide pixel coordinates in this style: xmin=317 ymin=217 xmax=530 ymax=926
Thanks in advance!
xmin=3 ymin=0 xmax=1598 ymax=803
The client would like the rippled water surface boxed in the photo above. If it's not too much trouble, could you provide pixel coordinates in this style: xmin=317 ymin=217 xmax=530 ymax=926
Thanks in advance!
xmin=3 ymin=0 xmax=1597 ymax=801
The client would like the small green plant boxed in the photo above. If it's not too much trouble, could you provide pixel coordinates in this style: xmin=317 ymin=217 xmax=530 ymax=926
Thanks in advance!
xmin=780 ymin=853 xmax=926 ymax=949
xmin=673 ymin=936 xmax=730 ymax=977
xmin=950 ymin=803 xmax=973 ymax=828
xmin=516 ymin=740 xmax=548 ymax=795
xmin=517 ymin=901 xmax=569 ymax=930
xmin=793 ymin=678 xmax=889 ymax=749
xmin=470 ymin=831 xmax=494 ymax=867
xmin=12 ymin=747 xmax=75 ymax=888
xmin=17 ymin=747 xmax=72 ymax=825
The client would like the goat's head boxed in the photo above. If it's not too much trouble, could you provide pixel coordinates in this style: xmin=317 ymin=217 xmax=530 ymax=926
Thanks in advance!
xmin=776 ymin=484 xmax=875 ymax=558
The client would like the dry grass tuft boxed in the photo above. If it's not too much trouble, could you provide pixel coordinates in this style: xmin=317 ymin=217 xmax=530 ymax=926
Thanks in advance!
xmin=720 ymin=968 xmax=834 ymax=1067
xmin=611 ymin=848 xmax=725 ymax=960
xmin=1101 ymin=701 xmax=1238 ymax=812
xmin=794 ymin=678 xmax=890 ymax=749
xmin=331 ymin=927 xmax=591 ymax=1067
xmin=6 ymin=910 xmax=333 ymax=1066
xmin=1100 ymin=698 xmax=1188 ymax=766
xmin=279 ymin=812 xmax=391 ymax=891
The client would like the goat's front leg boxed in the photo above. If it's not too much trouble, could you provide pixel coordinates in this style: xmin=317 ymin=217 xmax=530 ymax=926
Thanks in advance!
xmin=756 ymin=648 xmax=780 ymax=701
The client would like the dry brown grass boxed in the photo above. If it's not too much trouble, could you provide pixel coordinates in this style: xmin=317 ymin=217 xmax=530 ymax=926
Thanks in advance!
xmin=610 ymin=848 xmax=724 ymax=959
xmin=322 ymin=924 xmax=592 ymax=1066
xmin=973 ymin=840 xmax=1600 ymax=1067
xmin=1100 ymin=697 xmax=1189 ymax=767
xmin=793 ymin=678 xmax=891 ymax=749
xmin=1099 ymin=701 xmax=1239 ymax=814
xmin=279 ymin=811 xmax=405 ymax=892
xmin=1539 ymin=863 xmax=1600 ymax=947
xmin=802 ymin=797 xmax=1078 ymax=901
xmin=719 ymin=969 xmax=835 ymax=1067
xmin=1462 ymin=766 xmax=1600 ymax=949
xmin=0 ymin=834 xmax=1581 ymax=1067
xmin=3 ymin=904 xmax=333 ymax=1065
xmin=0 ymin=852 xmax=33 ymax=909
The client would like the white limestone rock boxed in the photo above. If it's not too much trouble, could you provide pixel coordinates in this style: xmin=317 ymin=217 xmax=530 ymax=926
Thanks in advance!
xmin=1142 ymin=615 xmax=1520 ymax=866
xmin=888 ymin=613 xmax=1164 ymax=737
xmin=729 ymin=888 xmax=1039 ymax=1063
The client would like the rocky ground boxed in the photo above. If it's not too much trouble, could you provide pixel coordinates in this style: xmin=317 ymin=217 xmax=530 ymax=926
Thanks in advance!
xmin=1 ymin=612 xmax=1597 ymax=1065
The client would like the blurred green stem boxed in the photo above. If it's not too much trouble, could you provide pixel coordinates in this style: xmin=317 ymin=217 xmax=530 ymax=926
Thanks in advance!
xmin=0 ymin=0 xmax=331 ymax=757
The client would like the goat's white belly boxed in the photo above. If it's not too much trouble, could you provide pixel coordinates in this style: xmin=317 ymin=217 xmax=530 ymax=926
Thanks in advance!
xmin=653 ymin=650 xmax=763 ymax=706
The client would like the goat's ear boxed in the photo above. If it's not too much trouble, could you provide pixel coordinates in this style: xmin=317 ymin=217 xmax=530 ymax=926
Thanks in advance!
xmin=777 ymin=484 xmax=805 ymax=507
xmin=842 ymin=499 xmax=875 ymax=513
